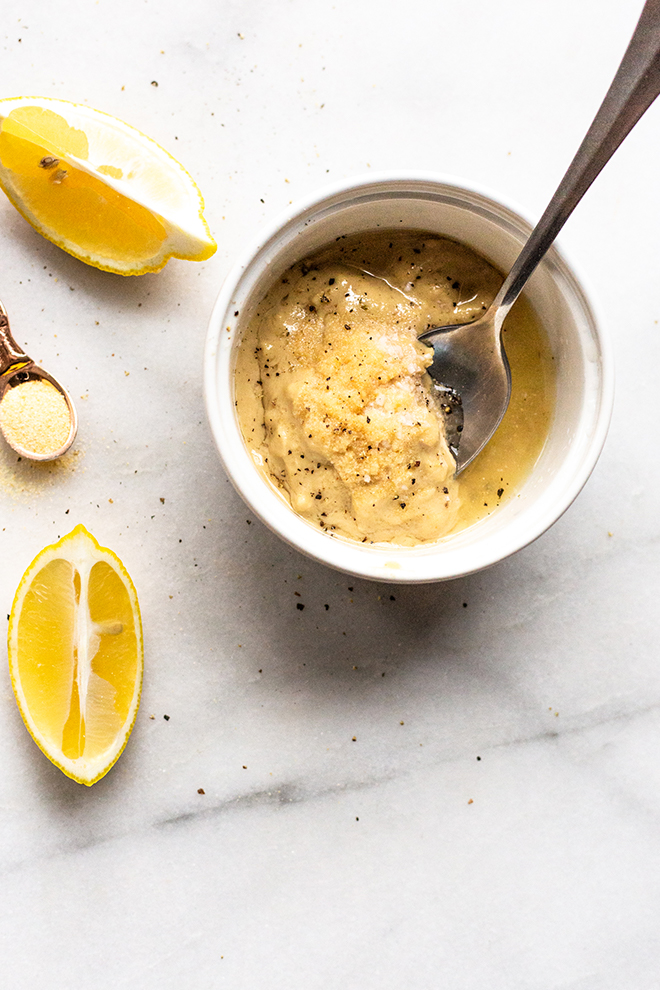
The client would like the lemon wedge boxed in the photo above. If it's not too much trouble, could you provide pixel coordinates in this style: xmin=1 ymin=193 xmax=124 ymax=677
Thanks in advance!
xmin=8 ymin=525 xmax=143 ymax=785
xmin=0 ymin=96 xmax=216 ymax=274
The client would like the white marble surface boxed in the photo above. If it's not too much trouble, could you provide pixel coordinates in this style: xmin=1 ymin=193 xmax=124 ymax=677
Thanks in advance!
xmin=1 ymin=0 xmax=660 ymax=986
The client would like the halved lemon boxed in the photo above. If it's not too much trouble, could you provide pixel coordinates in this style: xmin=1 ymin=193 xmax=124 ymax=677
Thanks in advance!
xmin=0 ymin=96 xmax=216 ymax=274
xmin=8 ymin=525 xmax=143 ymax=785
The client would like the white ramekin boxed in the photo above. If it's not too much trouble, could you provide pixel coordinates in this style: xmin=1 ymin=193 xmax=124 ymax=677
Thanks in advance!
xmin=204 ymin=173 xmax=613 ymax=583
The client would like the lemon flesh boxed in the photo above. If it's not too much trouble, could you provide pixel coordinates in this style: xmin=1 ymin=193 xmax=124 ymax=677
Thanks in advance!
xmin=0 ymin=98 xmax=216 ymax=274
xmin=8 ymin=525 xmax=143 ymax=785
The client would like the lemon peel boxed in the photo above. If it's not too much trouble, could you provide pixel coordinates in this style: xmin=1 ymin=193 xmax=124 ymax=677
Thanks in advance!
xmin=0 ymin=96 xmax=216 ymax=275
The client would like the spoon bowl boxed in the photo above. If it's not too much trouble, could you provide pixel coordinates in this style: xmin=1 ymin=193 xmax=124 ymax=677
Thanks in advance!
xmin=421 ymin=309 xmax=510 ymax=471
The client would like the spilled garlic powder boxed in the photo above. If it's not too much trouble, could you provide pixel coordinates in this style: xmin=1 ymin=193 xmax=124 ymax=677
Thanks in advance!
xmin=0 ymin=379 xmax=71 ymax=457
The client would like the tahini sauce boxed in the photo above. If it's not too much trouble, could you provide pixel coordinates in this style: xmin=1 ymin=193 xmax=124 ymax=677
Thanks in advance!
xmin=235 ymin=231 xmax=555 ymax=546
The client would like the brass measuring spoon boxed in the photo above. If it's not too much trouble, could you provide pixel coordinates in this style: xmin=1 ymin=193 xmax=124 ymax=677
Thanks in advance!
xmin=0 ymin=298 xmax=77 ymax=460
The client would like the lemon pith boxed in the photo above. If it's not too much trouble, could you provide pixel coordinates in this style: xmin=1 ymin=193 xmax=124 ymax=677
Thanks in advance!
xmin=0 ymin=97 xmax=216 ymax=275
xmin=8 ymin=525 xmax=143 ymax=785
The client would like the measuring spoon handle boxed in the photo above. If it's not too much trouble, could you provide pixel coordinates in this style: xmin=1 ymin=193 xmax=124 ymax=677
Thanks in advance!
xmin=494 ymin=0 xmax=660 ymax=319
xmin=0 ymin=299 xmax=31 ymax=376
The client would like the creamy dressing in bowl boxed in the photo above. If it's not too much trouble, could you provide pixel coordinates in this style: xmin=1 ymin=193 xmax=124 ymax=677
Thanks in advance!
xmin=235 ymin=230 xmax=555 ymax=546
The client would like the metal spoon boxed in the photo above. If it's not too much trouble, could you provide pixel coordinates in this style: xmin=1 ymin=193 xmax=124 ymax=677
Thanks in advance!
xmin=421 ymin=0 xmax=660 ymax=474
xmin=0 ymin=298 xmax=77 ymax=460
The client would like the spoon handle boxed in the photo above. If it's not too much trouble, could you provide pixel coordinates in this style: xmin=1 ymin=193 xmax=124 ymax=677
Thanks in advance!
xmin=494 ymin=0 xmax=660 ymax=320
xmin=0 ymin=299 xmax=31 ymax=376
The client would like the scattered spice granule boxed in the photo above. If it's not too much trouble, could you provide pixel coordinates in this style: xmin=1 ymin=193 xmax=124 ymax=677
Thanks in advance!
xmin=197 ymin=788 xmax=205 ymax=795
xmin=0 ymin=379 xmax=71 ymax=456
xmin=163 ymin=714 xmax=170 ymax=721
xmin=468 ymin=799 xmax=474 ymax=805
